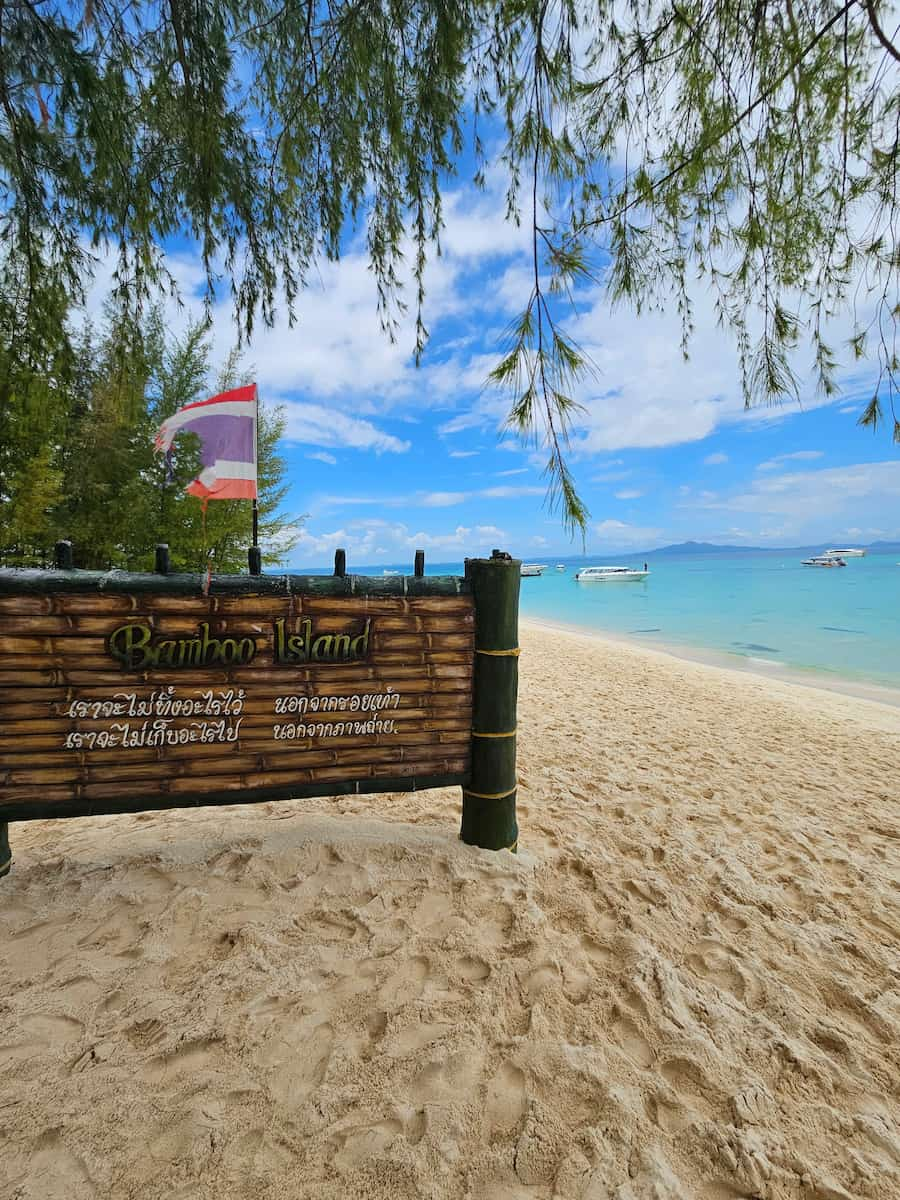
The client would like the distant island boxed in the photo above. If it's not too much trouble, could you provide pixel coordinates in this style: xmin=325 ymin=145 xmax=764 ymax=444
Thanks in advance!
xmin=645 ymin=539 xmax=900 ymax=556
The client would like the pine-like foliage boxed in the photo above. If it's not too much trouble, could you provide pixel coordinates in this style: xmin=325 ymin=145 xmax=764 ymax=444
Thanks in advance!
xmin=1 ymin=1 xmax=898 ymax=533
xmin=0 ymin=306 xmax=299 ymax=569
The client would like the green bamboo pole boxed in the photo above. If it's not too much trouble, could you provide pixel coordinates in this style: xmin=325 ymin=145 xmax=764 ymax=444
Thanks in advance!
xmin=461 ymin=550 xmax=521 ymax=851
xmin=0 ymin=823 xmax=10 ymax=879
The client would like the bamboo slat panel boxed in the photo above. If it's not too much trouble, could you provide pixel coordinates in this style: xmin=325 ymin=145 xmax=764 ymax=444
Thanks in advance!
xmin=0 ymin=593 xmax=474 ymax=617
xmin=0 ymin=589 xmax=474 ymax=819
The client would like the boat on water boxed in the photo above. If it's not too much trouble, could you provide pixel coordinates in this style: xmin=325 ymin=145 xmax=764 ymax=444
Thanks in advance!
xmin=555 ymin=563 xmax=566 ymax=571
xmin=826 ymin=547 xmax=866 ymax=557
xmin=520 ymin=563 xmax=544 ymax=577
xmin=382 ymin=568 xmax=401 ymax=576
xmin=802 ymin=556 xmax=846 ymax=568
xmin=575 ymin=565 xmax=649 ymax=582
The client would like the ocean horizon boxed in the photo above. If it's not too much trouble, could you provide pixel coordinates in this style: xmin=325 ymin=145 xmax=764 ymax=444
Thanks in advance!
xmin=287 ymin=550 xmax=900 ymax=692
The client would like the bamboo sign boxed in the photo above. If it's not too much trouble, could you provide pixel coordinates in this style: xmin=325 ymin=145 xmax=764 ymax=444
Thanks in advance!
xmin=0 ymin=551 xmax=521 ymax=878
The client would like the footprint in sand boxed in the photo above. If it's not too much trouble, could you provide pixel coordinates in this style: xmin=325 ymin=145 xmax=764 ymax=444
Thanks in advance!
xmin=659 ymin=1056 xmax=719 ymax=1120
xmin=625 ymin=877 xmax=667 ymax=907
xmin=580 ymin=934 xmax=616 ymax=965
xmin=328 ymin=1118 xmax=402 ymax=1171
xmin=562 ymin=963 xmax=593 ymax=1004
xmin=456 ymin=955 xmax=491 ymax=983
xmin=261 ymin=1019 xmax=334 ymax=1106
xmin=6 ymin=915 xmax=79 ymax=978
xmin=146 ymin=1037 xmax=223 ymax=1082
xmin=485 ymin=1061 xmax=527 ymax=1135
xmin=18 ymin=1129 xmax=98 ymax=1199
xmin=524 ymin=961 xmax=559 ymax=1001
xmin=385 ymin=1022 xmax=454 ymax=1058
xmin=411 ymin=1050 xmax=483 ymax=1103
xmin=2 ymin=1014 xmax=83 ymax=1072
xmin=305 ymin=911 xmax=364 ymax=942
xmin=612 ymin=1015 xmax=654 ymax=1069
xmin=405 ymin=1109 xmax=427 ymax=1146
xmin=366 ymin=1007 xmax=387 ymax=1037
xmin=645 ymin=1089 xmax=694 ymax=1134
xmin=713 ymin=903 xmax=749 ymax=934
xmin=76 ymin=910 xmax=143 ymax=960
xmin=377 ymin=955 xmax=429 ymax=1009
xmin=686 ymin=940 xmax=750 ymax=1002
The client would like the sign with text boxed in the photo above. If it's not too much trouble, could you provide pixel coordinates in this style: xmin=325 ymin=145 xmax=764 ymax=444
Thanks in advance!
xmin=0 ymin=586 xmax=474 ymax=820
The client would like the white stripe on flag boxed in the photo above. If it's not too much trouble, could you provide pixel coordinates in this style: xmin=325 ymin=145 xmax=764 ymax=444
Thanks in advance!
xmin=157 ymin=400 xmax=256 ymax=444
xmin=200 ymin=460 xmax=257 ymax=481
xmin=160 ymin=398 xmax=254 ymax=432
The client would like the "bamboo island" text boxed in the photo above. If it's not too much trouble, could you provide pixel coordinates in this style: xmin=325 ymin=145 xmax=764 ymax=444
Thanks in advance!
xmin=106 ymin=618 xmax=372 ymax=670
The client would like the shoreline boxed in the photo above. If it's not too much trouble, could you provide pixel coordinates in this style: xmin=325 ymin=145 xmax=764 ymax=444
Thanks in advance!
xmin=521 ymin=613 xmax=900 ymax=712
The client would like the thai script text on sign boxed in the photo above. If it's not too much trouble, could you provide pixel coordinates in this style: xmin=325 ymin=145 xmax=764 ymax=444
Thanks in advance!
xmin=0 ymin=588 xmax=474 ymax=820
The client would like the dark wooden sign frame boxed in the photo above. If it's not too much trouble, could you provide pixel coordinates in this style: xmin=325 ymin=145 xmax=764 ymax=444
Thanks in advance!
xmin=0 ymin=550 xmax=520 ymax=878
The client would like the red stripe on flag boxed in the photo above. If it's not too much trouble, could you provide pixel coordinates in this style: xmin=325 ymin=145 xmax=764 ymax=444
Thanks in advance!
xmin=187 ymin=478 xmax=258 ymax=500
xmin=177 ymin=384 xmax=257 ymax=414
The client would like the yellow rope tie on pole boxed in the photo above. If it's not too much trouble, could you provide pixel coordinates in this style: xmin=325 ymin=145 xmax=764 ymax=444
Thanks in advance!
xmin=474 ymin=647 xmax=520 ymax=657
xmin=463 ymin=785 xmax=517 ymax=801
xmin=471 ymin=728 xmax=517 ymax=738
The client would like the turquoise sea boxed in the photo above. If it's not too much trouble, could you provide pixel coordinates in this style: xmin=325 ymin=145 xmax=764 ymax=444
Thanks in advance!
xmin=302 ymin=552 xmax=900 ymax=692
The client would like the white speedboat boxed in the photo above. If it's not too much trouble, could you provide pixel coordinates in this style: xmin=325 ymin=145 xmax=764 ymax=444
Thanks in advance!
xmin=382 ymin=568 xmax=401 ymax=576
xmin=575 ymin=565 xmax=649 ymax=582
xmin=826 ymin=548 xmax=865 ymax=557
xmin=802 ymin=556 xmax=846 ymax=567
xmin=555 ymin=563 xmax=566 ymax=571
xmin=520 ymin=563 xmax=544 ymax=577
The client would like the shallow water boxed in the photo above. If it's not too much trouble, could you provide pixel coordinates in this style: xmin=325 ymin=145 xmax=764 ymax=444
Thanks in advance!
xmin=330 ymin=552 xmax=900 ymax=690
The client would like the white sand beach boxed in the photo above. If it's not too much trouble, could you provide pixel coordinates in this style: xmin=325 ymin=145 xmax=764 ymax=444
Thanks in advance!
xmin=2 ymin=621 xmax=898 ymax=1199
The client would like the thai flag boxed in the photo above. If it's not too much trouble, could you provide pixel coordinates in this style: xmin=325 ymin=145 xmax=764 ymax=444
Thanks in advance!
xmin=155 ymin=384 xmax=258 ymax=501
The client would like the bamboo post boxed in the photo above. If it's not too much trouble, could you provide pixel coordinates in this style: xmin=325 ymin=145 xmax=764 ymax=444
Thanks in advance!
xmin=414 ymin=549 xmax=425 ymax=577
xmin=155 ymin=543 xmax=170 ymax=575
xmin=248 ymin=545 xmax=262 ymax=576
xmin=334 ymin=548 xmax=346 ymax=577
xmin=0 ymin=822 xmax=10 ymax=879
xmin=55 ymin=540 xmax=73 ymax=570
xmin=461 ymin=549 xmax=521 ymax=851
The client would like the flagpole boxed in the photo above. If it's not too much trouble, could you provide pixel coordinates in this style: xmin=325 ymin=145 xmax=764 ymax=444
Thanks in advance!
xmin=250 ymin=384 xmax=260 ymax=575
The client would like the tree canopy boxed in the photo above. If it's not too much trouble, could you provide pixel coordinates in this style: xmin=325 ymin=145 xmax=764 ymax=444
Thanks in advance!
xmin=1 ymin=0 xmax=898 ymax=534
xmin=0 ymin=305 xmax=299 ymax=570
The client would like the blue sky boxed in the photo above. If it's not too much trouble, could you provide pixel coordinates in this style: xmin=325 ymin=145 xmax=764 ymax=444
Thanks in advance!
xmin=91 ymin=170 xmax=899 ymax=565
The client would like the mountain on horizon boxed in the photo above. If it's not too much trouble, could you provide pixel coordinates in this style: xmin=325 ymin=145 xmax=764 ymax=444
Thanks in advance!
xmin=648 ymin=539 xmax=900 ymax=556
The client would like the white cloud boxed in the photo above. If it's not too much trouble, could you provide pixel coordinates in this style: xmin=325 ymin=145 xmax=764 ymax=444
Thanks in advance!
xmin=756 ymin=450 xmax=824 ymax=471
xmin=421 ymin=491 xmax=468 ymax=507
xmin=77 ymin=163 xmax=886 ymax=478
xmin=285 ymin=518 xmax=509 ymax=565
xmin=497 ymin=467 xmax=529 ymax=477
xmin=591 ymin=469 xmax=632 ymax=482
xmin=281 ymin=403 xmax=410 ymax=454
xmin=704 ymin=452 xmax=729 ymax=465
xmin=306 ymin=450 xmax=337 ymax=465
xmin=482 ymin=485 xmax=545 ymax=499
xmin=558 ymin=280 xmax=883 ymax=457
xmin=593 ymin=519 xmax=663 ymax=548
xmin=614 ymin=488 xmax=643 ymax=500
xmin=317 ymin=483 xmax=547 ymax=513
xmin=449 ymin=450 xmax=479 ymax=458
xmin=438 ymin=189 xmax=530 ymax=261
xmin=684 ymin=460 xmax=900 ymax=542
